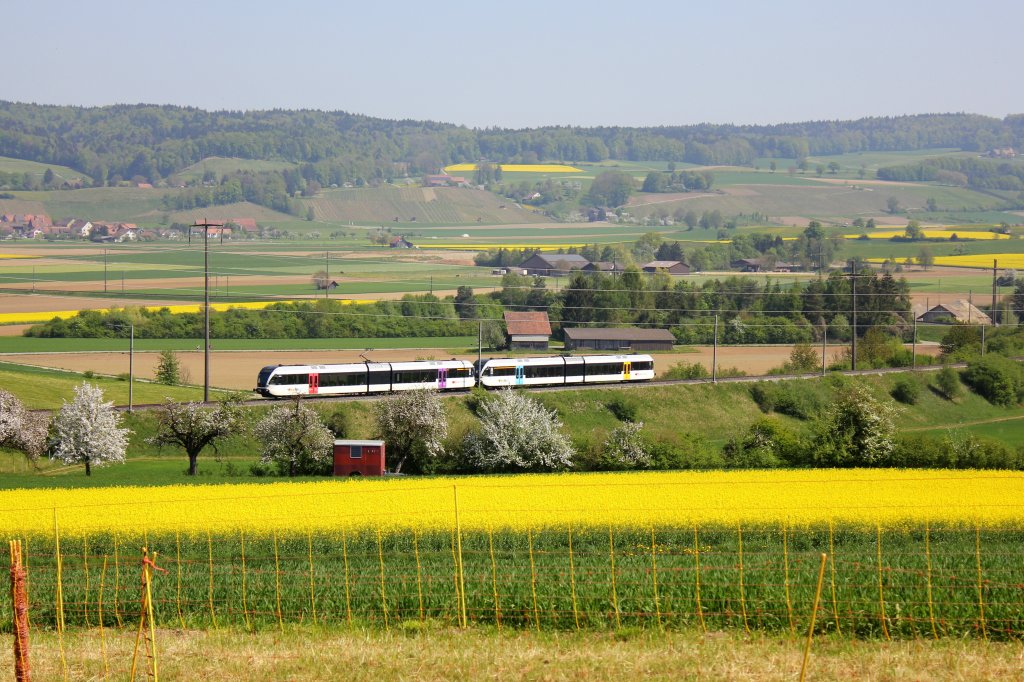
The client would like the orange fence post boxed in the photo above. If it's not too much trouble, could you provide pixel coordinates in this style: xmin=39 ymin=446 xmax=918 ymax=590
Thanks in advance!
xmin=608 ymin=526 xmax=621 ymax=630
xmin=452 ymin=485 xmax=468 ymax=629
xmin=376 ymin=527 xmax=389 ymax=630
xmin=828 ymin=520 xmax=841 ymax=636
xmin=52 ymin=509 xmax=68 ymax=682
xmin=240 ymin=531 xmax=251 ymax=631
xmin=206 ymin=531 xmax=218 ymax=629
xmin=975 ymin=524 xmax=987 ymax=640
xmin=528 ymin=528 xmax=540 ymax=632
xmin=99 ymin=556 xmax=109 ymax=681
xmin=650 ymin=527 xmax=662 ymax=631
xmin=174 ymin=532 xmax=185 ymax=630
xmin=783 ymin=523 xmax=794 ymax=636
xmin=307 ymin=528 xmax=317 ymax=625
xmin=273 ymin=530 xmax=284 ymax=632
xmin=341 ymin=529 xmax=351 ymax=627
xmin=413 ymin=530 xmax=425 ymax=622
xmin=82 ymin=534 xmax=91 ymax=627
xmin=113 ymin=535 xmax=122 ymax=627
xmin=9 ymin=539 xmax=31 ymax=682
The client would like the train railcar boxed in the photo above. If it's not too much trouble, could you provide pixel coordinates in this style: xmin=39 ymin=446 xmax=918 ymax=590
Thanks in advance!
xmin=255 ymin=359 xmax=475 ymax=398
xmin=474 ymin=354 xmax=654 ymax=389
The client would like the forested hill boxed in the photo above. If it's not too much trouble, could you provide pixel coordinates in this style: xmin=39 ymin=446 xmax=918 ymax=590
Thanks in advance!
xmin=1 ymin=100 xmax=1022 ymax=186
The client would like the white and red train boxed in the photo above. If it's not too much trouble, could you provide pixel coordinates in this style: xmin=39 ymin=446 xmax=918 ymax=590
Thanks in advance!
xmin=254 ymin=354 xmax=655 ymax=398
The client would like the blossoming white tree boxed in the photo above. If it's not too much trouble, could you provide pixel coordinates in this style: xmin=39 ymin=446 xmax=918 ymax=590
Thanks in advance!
xmin=148 ymin=397 xmax=243 ymax=476
xmin=0 ymin=389 xmax=48 ymax=461
xmin=253 ymin=399 xmax=334 ymax=476
xmin=603 ymin=421 xmax=650 ymax=468
xmin=374 ymin=389 xmax=448 ymax=474
xmin=463 ymin=389 xmax=574 ymax=472
xmin=50 ymin=383 xmax=130 ymax=475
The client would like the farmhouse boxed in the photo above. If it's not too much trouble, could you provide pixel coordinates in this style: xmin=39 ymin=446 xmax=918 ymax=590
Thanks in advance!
xmin=520 ymin=253 xmax=590 ymax=276
xmin=390 ymin=236 xmax=414 ymax=249
xmin=504 ymin=311 xmax=552 ymax=350
xmin=916 ymin=300 xmax=992 ymax=326
xmin=642 ymin=260 xmax=691 ymax=275
xmin=562 ymin=327 xmax=676 ymax=351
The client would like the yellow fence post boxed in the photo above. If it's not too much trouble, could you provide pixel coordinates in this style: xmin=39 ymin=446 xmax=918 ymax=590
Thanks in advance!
xmin=207 ymin=531 xmax=218 ymax=629
xmin=113 ymin=535 xmax=122 ymax=627
xmin=738 ymin=524 xmax=750 ymax=634
xmin=240 ymin=531 xmax=251 ymax=631
xmin=307 ymin=528 xmax=317 ymax=625
xmin=694 ymin=524 xmax=705 ymax=633
xmin=568 ymin=526 xmax=580 ymax=630
xmin=650 ymin=527 xmax=662 ymax=631
xmin=783 ymin=523 xmax=794 ymax=636
xmin=876 ymin=525 xmax=890 ymax=641
xmin=828 ymin=520 xmax=841 ymax=636
xmin=799 ymin=553 xmax=828 ymax=682
xmin=528 ymin=528 xmax=540 ymax=632
xmin=376 ymin=527 xmax=389 ymax=630
xmin=608 ymin=526 xmax=621 ymax=630
xmin=83 ymin=534 xmax=91 ymax=627
xmin=975 ymin=524 xmax=987 ymax=640
xmin=174 ymin=532 xmax=185 ymax=630
xmin=273 ymin=530 xmax=284 ymax=632
xmin=925 ymin=522 xmax=938 ymax=640
xmin=99 ymin=556 xmax=109 ymax=681
xmin=413 ymin=530 xmax=425 ymax=622
xmin=53 ymin=508 xmax=68 ymax=682
xmin=488 ymin=526 xmax=501 ymax=630
xmin=452 ymin=485 xmax=468 ymax=629
xmin=341 ymin=529 xmax=351 ymax=627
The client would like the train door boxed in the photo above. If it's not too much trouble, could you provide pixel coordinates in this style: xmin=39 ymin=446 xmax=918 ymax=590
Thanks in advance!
xmin=308 ymin=373 xmax=320 ymax=395
xmin=438 ymin=367 xmax=448 ymax=390
xmin=515 ymin=364 xmax=525 ymax=386
xmin=623 ymin=361 xmax=631 ymax=381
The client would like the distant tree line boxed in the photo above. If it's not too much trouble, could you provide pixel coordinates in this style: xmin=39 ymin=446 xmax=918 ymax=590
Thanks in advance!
xmin=877 ymin=156 xmax=1024 ymax=192
xmin=1 ymin=102 xmax=1022 ymax=191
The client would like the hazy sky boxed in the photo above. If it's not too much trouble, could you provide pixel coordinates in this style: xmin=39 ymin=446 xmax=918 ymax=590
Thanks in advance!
xmin=6 ymin=0 xmax=1022 ymax=128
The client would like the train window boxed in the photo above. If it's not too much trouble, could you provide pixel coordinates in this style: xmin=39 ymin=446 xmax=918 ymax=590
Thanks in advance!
xmin=588 ymin=363 xmax=623 ymax=375
xmin=526 ymin=364 xmax=562 ymax=379
xmin=368 ymin=371 xmax=391 ymax=385
xmin=489 ymin=366 xmax=516 ymax=377
xmin=565 ymin=364 xmax=584 ymax=378
xmin=632 ymin=361 xmax=654 ymax=372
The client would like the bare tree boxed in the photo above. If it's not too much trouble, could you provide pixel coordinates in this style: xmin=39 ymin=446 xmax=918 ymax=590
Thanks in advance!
xmin=374 ymin=389 xmax=447 ymax=474
xmin=148 ymin=397 xmax=243 ymax=475
xmin=253 ymin=398 xmax=334 ymax=476
xmin=462 ymin=389 xmax=574 ymax=472
xmin=50 ymin=383 xmax=130 ymax=475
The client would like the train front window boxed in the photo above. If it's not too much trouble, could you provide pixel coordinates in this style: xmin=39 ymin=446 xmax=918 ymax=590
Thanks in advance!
xmin=257 ymin=368 xmax=275 ymax=386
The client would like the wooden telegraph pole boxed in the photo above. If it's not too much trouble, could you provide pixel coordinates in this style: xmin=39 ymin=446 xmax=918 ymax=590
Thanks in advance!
xmin=191 ymin=220 xmax=223 ymax=402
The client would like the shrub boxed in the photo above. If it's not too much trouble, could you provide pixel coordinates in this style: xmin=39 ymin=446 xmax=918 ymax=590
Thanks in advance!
xmin=155 ymin=350 xmax=181 ymax=385
xmin=811 ymin=383 xmax=899 ymax=467
xmin=662 ymin=361 xmax=708 ymax=380
xmin=324 ymin=406 xmax=351 ymax=439
xmin=605 ymin=394 xmax=639 ymax=422
xmin=890 ymin=377 xmax=921 ymax=405
xmin=721 ymin=417 xmax=800 ymax=469
xmin=749 ymin=381 xmax=820 ymax=420
xmin=935 ymin=366 xmax=963 ymax=400
xmin=962 ymin=355 xmax=1024 ymax=406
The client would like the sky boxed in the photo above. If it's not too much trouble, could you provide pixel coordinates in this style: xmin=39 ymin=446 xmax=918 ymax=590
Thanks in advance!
xmin=5 ymin=0 xmax=1023 ymax=129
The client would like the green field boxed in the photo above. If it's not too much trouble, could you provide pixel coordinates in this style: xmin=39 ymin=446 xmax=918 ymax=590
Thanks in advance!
xmin=0 ymin=155 xmax=91 ymax=184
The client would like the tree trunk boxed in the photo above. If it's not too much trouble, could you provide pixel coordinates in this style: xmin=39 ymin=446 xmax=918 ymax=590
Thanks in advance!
xmin=85 ymin=459 xmax=91 ymax=476
xmin=392 ymin=456 xmax=405 ymax=474
xmin=188 ymin=452 xmax=199 ymax=476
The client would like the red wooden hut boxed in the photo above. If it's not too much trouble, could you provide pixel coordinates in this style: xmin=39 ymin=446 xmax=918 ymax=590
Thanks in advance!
xmin=333 ymin=440 xmax=386 ymax=476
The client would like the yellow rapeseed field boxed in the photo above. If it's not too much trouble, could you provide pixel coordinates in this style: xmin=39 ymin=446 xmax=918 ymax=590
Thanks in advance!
xmin=444 ymin=164 xmax=583 ymax=173
xmin=3 ymin=470 xmax=1022 ymax=537
xmin=0 ymin=253 xmax=36 ymax=259
xmin=417 ymin=243 xmax=588 ymax=251
xmin=843 ymin=230 xmax=1010 ymax=240
xmin=931 ymin=254 xmax=1024 ymax=269
xmin=0 ymin=299 xmax=376 ymax=325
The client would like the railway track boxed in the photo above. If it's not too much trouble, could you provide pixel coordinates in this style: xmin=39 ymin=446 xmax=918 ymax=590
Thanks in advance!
xmin=90 ymin=360 xmax=966 ymax=413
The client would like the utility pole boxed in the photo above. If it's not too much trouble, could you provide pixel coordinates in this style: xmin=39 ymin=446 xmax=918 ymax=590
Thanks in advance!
xmin=912 ymin=317 xmax=917 ymax=370
xmin=104 ymin=249 xmax=108 ymax=293
xmin=992 ymin=259 xmax=998 ymax=325
xmin=128 ymin=323 xmax=134 ymax=412
xmin=191 ymin=219 xmax=222 ymax=402
xmin=712 ymin=314 xmax=718 ymax=383
xmin=849 ymin=261 xmax=857 ymax=372
xmin=477 ymin=320 xmax=483 ymax=368
xmin=821 ymin=325 xmax=827 ymax=376
xmin=325 ymin=251 xmax=330 ymax=299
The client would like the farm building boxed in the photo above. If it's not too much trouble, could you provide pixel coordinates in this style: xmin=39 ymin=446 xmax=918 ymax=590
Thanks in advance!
xmin=390 ymin=236 xmax=414 ymax=248
xmin=504 ymin=311 xmax=552 ymax=350
xmin=583 ymin=261 xmax=626 ymax=273
xmin=562 ymin=327 xmax=675 ymax=351
xmin=642 ymin=260 xmax=691 ymax=275
xmin=520 ymin=253 xmax=590 ymax=276
xmin=333 ymin=440 xmax=386 ymax=476
xmin=916 ymin=300 xmax=992 ymax=326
